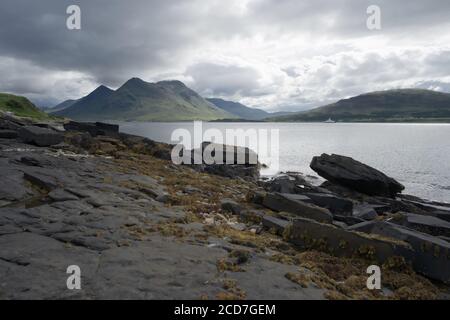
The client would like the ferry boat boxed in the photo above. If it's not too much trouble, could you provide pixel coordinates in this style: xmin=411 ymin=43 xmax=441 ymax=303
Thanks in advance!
xmin=324 ymin=118 xmax=336 ymax=123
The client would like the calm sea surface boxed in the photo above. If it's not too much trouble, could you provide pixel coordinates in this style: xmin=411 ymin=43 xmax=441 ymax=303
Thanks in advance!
xmin=117 ymin=122 xmax=450 ymax=203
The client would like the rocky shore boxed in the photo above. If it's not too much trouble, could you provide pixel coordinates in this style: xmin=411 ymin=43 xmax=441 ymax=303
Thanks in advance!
xmin=0 ymin=113 xmax=449 ymax=300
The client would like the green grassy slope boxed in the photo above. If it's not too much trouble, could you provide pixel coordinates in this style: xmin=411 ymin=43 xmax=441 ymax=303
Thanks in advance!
xmin=0 ymin=93 xmax=52 ymax=120
xmin=269 ymin=89 xmax=450 ymax=122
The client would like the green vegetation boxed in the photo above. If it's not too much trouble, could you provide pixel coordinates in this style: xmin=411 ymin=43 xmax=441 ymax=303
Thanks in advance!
xmin=269 ymin=89 xmax=450 ymax=122
xmin=0 ymin=93 xmax=52 ymax=120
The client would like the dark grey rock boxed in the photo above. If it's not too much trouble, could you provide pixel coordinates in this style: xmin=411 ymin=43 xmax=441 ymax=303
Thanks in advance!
xmin=23 ymin=171 xmax=58 ymax=191
xmin=263 ymin=193 xmax=333 ymax=223
xmin=348 ymin=221 xmax=450 ymax=283
xmin=303 ymin=192 xmax=353 ymax=216
xmin=391 ymin=213 xmax=450 ymax=238
xmin=239 ymin=209 xmax=264 ymax=223
xmin=310 ymin=153 xmax=405 ymax=197
xmin=155 ymin=193 xmax=170 ymax=203
xmin=263 ymin=173 xmax=307 ymax=193
xmin=353 ymin=204 xmax=379 ymax=221
xmin=18 ymin=126 xmax=63 ymax=147
xmin=0 ymin=129 xmax=18 ymax=139
xmin=220 ymin=198 xmax=241 ymax=215
xmin=64 ymin=121 xmax=119 ymax=137
xmin=48 ymin=189 xmax=79 ymax=202
xmin=261 ymin=215 xmax=289 ymax=235
xmin=249 ymin=191 xmax=266 ymax=205
xmin=287 ymin=217 xmax=413 ymax=263
xmin=187 ymin=142 xmax=260 ymax=180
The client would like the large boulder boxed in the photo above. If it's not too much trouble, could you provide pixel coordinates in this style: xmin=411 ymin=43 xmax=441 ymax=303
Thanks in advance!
xmin=310 ymin=154 xmax=404 ymax=197
xmin=348 ymin=221 xmax=450 ymax=283
xmin=262 ymin=193 xmax=333 ymax=223
xmin=18 ymin=126 xmax=63 ymax=147
xmin=186 ymin=142 xmax=259 ymax=180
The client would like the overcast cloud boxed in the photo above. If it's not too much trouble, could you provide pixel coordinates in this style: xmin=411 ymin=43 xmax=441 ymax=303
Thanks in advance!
xmin=0 ymin=0 xmax=449 ymax=110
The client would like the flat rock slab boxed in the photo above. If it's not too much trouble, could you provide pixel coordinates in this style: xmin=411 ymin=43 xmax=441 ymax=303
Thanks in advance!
xmin=287 ymin=217 xmax=413 ymax=264
xmin=261 ymin=215 xmax=290 ymax=235
xmin=310 ymin=153 xmax=404 ymax=197
xmin=352 ymin=204 xmax=379 ymax=221
xmin=349 ymin=221 xmax=450 ymax=284
xmin=303 ymin=192 xmax=353 ymax=216
xmin=18 ymin=126 xmax=63 ymax=147
xmin=392 ymin=213 xmax=450 ymax=238
xmin=263 ymin=193 xmax=333 ymax=223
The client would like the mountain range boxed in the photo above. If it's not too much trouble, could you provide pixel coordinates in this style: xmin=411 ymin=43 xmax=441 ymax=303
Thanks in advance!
xmin=269 ymin=89 xmax=450 ymax=122
xmin=53 ymin=78 xmax=235 ymax=121
xmin=206 ymin=98 xmax=292 ymax=120
xmin=28 ymin=79 xmax=450 ymax=123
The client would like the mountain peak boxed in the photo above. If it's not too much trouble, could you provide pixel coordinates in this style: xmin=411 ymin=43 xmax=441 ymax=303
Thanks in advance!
xmin=88 ymin=85 xmax=113 ymax=97
xmin=121 ymin=77 xmax=146 ymax=87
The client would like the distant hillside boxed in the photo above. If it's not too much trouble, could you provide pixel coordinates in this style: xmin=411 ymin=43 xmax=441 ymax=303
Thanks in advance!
xmin=270 ymin=89 xmax=450 ymax=122
xmin=48 ymin=99 xmax=78 ymax=112
xmin=0 ymin=93 xmax=52 ymax=120
xmin=207 ymin=98 xmax=293 ymax=120
xmin=53 ymin=78 xmax=235 ymax=121
xmin=206 ymin=98 xmax=270 ymax=120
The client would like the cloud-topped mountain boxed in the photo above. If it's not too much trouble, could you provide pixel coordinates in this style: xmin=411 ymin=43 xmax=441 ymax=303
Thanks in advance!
xmin=269 ymin=89 xmax=450 ymax=122
xmin=53 ymin=78 xmax=234 ymax=121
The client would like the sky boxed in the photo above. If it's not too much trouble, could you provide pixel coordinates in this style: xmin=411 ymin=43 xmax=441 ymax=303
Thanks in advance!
xmin=1 ymin=0 xmax=450 ymax=111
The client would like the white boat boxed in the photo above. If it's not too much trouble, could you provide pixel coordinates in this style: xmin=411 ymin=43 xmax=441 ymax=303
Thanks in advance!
xmin=324 ymin=118 xmax=336 ymax=123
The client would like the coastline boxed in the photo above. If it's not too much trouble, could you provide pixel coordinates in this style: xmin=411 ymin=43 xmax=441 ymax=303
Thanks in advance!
xmin=0 ymin=114 xmax=449 ymax=299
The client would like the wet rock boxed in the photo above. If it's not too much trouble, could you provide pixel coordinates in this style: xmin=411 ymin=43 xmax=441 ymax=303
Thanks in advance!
xmin=220 ymin=199 xmax=241 ymax=215
xmin=263 ymin=193 xmax=333 ymax=223
xmin=348 ymin=221 xmax=450 ymax=284
xmin=0 ymin=129 xmax=18 ymax=139
xmin=18 ymin=126 xmax=63 ymax=147
xmin=310 ymin=153 xmax=404 ymax=197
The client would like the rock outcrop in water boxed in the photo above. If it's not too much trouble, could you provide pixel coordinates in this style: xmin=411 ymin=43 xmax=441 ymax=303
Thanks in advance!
xmin=259 ymin=166 xmax=450 ymax=284
xmin=310 ymin=153 xmax=405 ymax=197
xmin=0 ymin=113 xmax=449 ymax=299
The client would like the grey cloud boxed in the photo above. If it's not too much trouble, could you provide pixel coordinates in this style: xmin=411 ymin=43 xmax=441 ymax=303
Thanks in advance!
xmin=185 ymin=63 xmax=262 ymax=97
xmin=0 ymin=0 xmax=449 ymax=109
